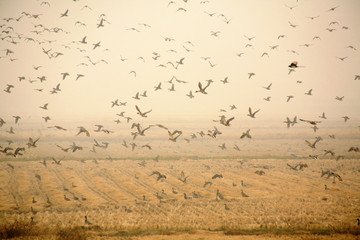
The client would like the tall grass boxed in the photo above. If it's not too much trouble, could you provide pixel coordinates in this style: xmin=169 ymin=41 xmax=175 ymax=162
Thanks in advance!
xmin=0 ymin=219 xmax=38 ymax=239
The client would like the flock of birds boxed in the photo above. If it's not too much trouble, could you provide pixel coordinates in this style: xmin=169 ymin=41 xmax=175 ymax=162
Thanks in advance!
xmin=0 ymin=0 xmax=360 ymax=223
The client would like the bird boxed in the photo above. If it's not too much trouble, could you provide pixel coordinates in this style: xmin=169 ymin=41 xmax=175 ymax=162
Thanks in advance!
xmin=150 ymin=171 xmax=166 ymax=181
xmin=4 ymin=84 xmax=14 ymax=93
xmin=76 ymin=127 xmax=90 ymax=137
xmin=186 ymin=91 xmax=194 ymax=99
xmin=336 ymin=56 xmax=348 ymax=61
xmin=284 ymin=117 xmax=294 ymax=128
xmin=168 ymin=130 xmax=182 ymax=142
xmin=305 ymin=137 xmax=322 ymax=149
xmin=92 ymin=41 xmax=101 ymax=50
xmin=241 ymin=190 xmax=249 ymax=197
xmin=319 ymin=112 xmax=327 ymax=119
xmin=76 ymin=74 xmax=85 ymax=80
xmin=203 ymin=181 xmax=212 ymax=188
xmin=60 ymin=9 xmax=69 ymax=17
xmin=13 ymin=116 xmax=21 ymax=124
xmin=288 ymin=21 xmax=298 ymax=28
xmin=6 ymin=127 xmax=15 ymax=134
xmin=154 ymin=82 xmax=162 ymax=91
xmin=27 ymin=137 xmax=40 ymax=148
xmin=135 ymin=105 xmax=152 ymax=118
xmin=212 ymin=174 xmax=223 ymax=179
xmin=240 ymin=129 xmax=251 ymax=139
xmin=263 ymin=96 xmax=271 ymax=101
xmin=48 ymin=125 xmax=67 ymax=131
xmin=244 ymin=35 xmax=255 ymax=41
xmin=220 ymin=116 xmax=235 ymax=127
xmin=327 ymin=5 xmax=340 ymax=12
xmin=342 ymin=116 xmax=350 ymax=122
xmin=218 ymin=143 xmax=226 ymax=150
xmin=263 ymin=83 xmax=272 ymax=90
xmin=233 ymin=144 xmax=241 ymax=151
xmin=305 ymin=89 xmax=313 ymax=95
xmin=288 ymin=61 xmax=298 ymax=68
xmin=248 ymin=73 xmax=255 ymax=79
xmin=132 ymin=92 xmax=140 ymax=100
xmin=195 ymin=81 xmax=211 ymax=94
xmin=300 ymin=119 xmax=321 ymax=125
xmin=39 ymin=103 xmax=48 ymax=110
xmin=348 ymin=146 xmax=359 ymax=152
xmin=220 ymin=77 xmax=229 ymax=84
xmin=178 ymin=173 xmax=189 ymax=183
xmin=247 ymin=107 xmax=260 ymax=118
xmin=335 ymin=96 xmax=344 ymax=101
xmin=0 ymin=118 xmax=6 ymax=127
xmin=84 ymin=216 xmax=92 ymax=225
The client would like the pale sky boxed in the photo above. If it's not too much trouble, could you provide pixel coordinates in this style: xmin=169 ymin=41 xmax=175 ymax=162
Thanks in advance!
xmin=0 ymin=0 xmax=359 ymax=143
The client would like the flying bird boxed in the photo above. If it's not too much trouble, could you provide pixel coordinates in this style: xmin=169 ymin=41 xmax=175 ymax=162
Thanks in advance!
xmin=135 ymin=105 xmax=152 ymax=118
xmin=195 ymin=81 xmax=211 ymax=94
xmin=247 ymin=107 xmax=260 ymax=118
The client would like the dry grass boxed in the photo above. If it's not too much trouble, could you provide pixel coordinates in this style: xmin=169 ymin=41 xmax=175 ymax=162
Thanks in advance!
xmin=0 ymin=219 xmax=359 ymax=239
xmin=0 ymin=218 xmax=36 ymax=239
xmin=0 ymin=157 xmax=359 ymax=239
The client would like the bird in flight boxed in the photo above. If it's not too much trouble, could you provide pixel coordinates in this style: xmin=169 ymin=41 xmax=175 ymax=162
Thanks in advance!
xmin=326 ymin=5 xmax=340 ymax=12
xmin=135 ymin=105 xmax=152 ymax=118
xmin=220 ymin=116 xmax=235 ymax=127
xmin=319 ymin=112 xmax=327 ymax=119
xmin=304 ymin=89 xmax=313 ymax=95
xmin=195 ymin=81 xmax=211 ymax=94
xmin=335 ymin=96 xmax=344 ymax=101
xmin=248 ymin=73 xmax=255 ymax=79
xmin=168 ymin=130 xmax=182 ymax=142
xmin=4 ymin=84 xmax=14 ymax=93
xmin=300 ymin=119 xmax=321 ymax=125
xmin=240 ymin=129 xmax=251 ymax=139
xmin=39 ymin=103 xmax=48 ymax=110
xmin=93 ymin=41 xmax=101 ymax=50
xmin=27 ymin=137 xmax=40 ymax=148
xmin=76 ymin=126 xmax=90 ymax=137
xmin=305 ymin=137 xmax=322 ymax=149
xmin=60 ymin=9 xmax=69 ymax=17
xmin=263 ymin=83 xmax=272 ymax=90
xmin=247 ymin=107 xmax=260 ymax=118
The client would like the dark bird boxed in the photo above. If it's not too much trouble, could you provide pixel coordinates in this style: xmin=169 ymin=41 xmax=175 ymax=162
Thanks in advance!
xmin=150 ymin=171 xmax=167 ymax=181
xmin=220 ymin=116 xmax=235 ymax=127
xmin=85 ymin=216 xmax=92 ymax=225
xmin=76 ymin=127 xmax=90 ymax=137
xmin=300 ymin=119 xmax=321 ymax=125
xmin=27 ymin=137 xmax=40 ymax=148
xmin=247 ymin=107 xmax=260 ymax=118
xmin=60 ymin=9 xmax=69 ymax=17
xmin=195 ymin=81 xmax=211 ymax=94
xmin=135 ymin=105 xmax=152 ymax=118
xmin=212 ymin=173 xmax=223 ymax=179
xmin=240 ymin=129 xmax=251 ymax=139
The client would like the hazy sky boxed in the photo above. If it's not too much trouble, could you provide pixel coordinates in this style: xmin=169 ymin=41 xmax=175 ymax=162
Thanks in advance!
xmin=0 ymin=0 xmax=359 ymax=129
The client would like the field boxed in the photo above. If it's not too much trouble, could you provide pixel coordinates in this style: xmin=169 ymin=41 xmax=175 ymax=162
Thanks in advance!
xmin=0 ymin=153 xmax=359 ymax=239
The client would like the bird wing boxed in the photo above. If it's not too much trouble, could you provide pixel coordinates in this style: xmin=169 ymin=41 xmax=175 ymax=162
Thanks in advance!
xmin=227 ymin=117 xmax=235 ymax=124
xmin=144 ymin=109 xmax=152 ymax=115
xmin=135 ymin=105 xmax=142 ymax=114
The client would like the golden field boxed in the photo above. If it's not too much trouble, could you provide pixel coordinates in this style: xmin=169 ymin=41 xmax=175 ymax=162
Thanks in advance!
xmin=0 ymin=155 xmax=359 ymax=239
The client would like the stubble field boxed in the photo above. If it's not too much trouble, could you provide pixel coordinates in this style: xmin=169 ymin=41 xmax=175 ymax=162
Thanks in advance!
xmin=1 ymin=155 xmax=359 ymax=239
